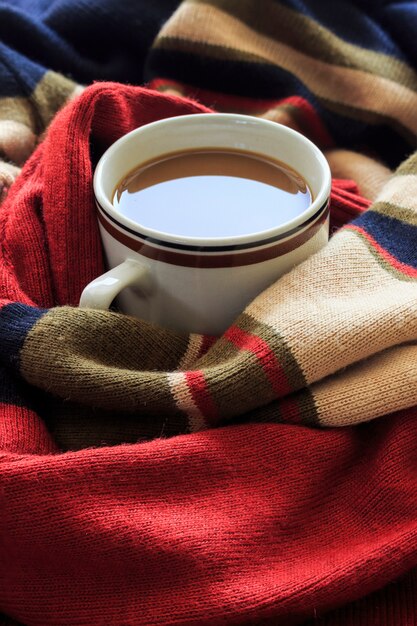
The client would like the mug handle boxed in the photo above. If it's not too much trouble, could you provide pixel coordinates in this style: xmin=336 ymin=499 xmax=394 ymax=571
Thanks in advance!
xmin=79 ymin=259 xmax=151 ymax=310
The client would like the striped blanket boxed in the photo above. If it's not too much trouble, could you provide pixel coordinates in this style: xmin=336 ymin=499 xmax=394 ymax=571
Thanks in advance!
xmin=1 ymin=1 xmax=417 ymax=625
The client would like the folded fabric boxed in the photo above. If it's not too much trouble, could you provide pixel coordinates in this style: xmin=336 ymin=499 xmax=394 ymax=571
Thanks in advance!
xmin=0 ymin=82 xmax=417 ymax=626
xmin=1 ymin=0 xmax=417 ymax=624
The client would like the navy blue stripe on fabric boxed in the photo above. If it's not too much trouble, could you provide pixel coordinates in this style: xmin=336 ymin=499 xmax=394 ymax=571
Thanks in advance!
xmin=274 ymin=0 xmax=410 ymax=61
xmin=378 ymin=3 xmax=417 ymax=68
xmin=0 ymin=41 xmax=46 ymax=97
xmin=0 ymin=354 xmax=53 ymax=412
xmin=0 ymin=0 xmax=181 ymax=88
xmin=146 ymin=49 xmax=411 ymax=167
xmin=146 ymin=48 xmax=317 ymax=100
xmin=352 ymin=210 xmax=417 ymax=270
xmin=0 ymin=303 xmax=47 ymax=370
xmin=0 ymin=365 xmax=26 ymax=406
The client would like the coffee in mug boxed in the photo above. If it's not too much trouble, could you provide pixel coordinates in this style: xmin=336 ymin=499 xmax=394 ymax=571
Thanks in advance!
xmin=80 ymin=113 xmax=331 ymax=335
xmin=113 ymin=149 xmax=312 ymax=238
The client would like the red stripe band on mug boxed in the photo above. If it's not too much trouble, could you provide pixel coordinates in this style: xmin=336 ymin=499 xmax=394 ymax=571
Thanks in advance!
xmin=96 ymin=201 xmax=329 ymax=268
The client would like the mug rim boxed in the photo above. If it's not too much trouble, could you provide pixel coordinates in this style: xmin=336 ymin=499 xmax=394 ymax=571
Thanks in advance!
xmin=93 ymin=113 xmax=331 ymax=249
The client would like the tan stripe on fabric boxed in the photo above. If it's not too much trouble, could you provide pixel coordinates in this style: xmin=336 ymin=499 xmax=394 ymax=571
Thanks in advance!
xmin=20 ymin=308 xmax=187 ymax=414
xmin=246 ymin=229 xmax=417 ymax=384
xmin=0 ymin=75 xmax=81 ymax=147
xmin=178 ymin=333 xmax=204 ymax=369
xmin=325 ymin=149 xmax=392 ymax=201
xmin=0 ymin=96 xmax=38 ymax=130
xmin=156 ymin=2 xmax=417 ymax=135
xmin=0 ymin=120 xmax=36 ymax=165
xmin=187 ymin=0 xmax=417 ymax=90
xmin=312 ymin=344 xmax=417 ymax=427
xmin=167 ymin=371 xmax=206 ymax=432
xmin=374 ymin=174 xmax=417 ymax=212
xmin=0 ymin=160 xmax=20 ymax=179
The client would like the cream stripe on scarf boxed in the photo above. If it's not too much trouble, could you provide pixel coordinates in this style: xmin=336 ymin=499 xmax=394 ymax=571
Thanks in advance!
xmin=245 ymin=230 xmax=417 ymax=383
xmin=0 ymin=97 xmax=37 ymax=129
xmin=167 ymin=372 xmax=206 ymax=432
xmin=374 ymin=174 xmax=417 ymax=211
xmin=156 ymin=2 xmax=417 ymax=134
xmin=0 ymin=120 xmax=36 ymax=165
xmin=188 ymin=0 xmax=417 ymax=89
xmin=312 ymin=344 xmax=417 ymax=426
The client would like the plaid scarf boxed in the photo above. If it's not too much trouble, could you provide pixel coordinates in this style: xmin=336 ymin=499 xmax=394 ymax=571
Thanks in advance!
xmin=1 ymin=1 xmax=417 ymax=625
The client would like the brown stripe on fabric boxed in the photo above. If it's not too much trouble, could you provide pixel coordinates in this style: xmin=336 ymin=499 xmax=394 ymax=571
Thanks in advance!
xmin=226 ymin=387 xmax=318 ymax=428
xmin=178 ymin=333 xmax=204 ymax=369
xmin=193 ymin=327 xmax=276 ymax=419
xmin=188 ymin=0 xmax=417 ymax=90
xmin=236 ymin=312 xmax=307 ymax=391
xmin=41 ymin=397 xmax=189 ymax=451
xmin=397 ymin=152 xmax=417 ymax=176
xmin=227 ymin=398 xmax=283 ymax=427
xmin=201 ymin=346 xmax=277 ymax=420
xmin=19 ymin=307 xmax=188 ymax=421
xmin=292 ymin=388 xmax=319 ymax=426
xmin=98 ymin=205 xmax=328 ymax=268
xmin=155 ymin=3 xmax=417 ymax=136
xmin=193 ymin=312 xmax=308 ymax=420
xmin=31 ymin=71 xmax=80 ymax=127
xmin=193 ymin=332 xmax=242 ymax=369
xmin=371 ymin=202 xmax=417 ymax=226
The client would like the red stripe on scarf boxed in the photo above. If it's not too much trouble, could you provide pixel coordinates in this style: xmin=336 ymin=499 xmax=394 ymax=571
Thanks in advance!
xmin=224 ymin=326 xmax=292 ymax=396
xmin=283 ymin=95 xmax=333 ymax=147
xmin=185 ymin=370 xmax=219 ymax=423
xmin=149 ymin=79 xmax=333 ymax=147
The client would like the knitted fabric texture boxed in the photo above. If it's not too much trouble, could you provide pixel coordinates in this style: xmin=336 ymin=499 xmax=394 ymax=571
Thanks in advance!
xmin=1 ymin=1 xmax=417 ymax=625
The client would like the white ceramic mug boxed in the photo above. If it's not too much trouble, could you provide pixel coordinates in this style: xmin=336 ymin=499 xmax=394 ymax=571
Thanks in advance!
xmin=80 ymin=113 xmax=331 ymax=335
